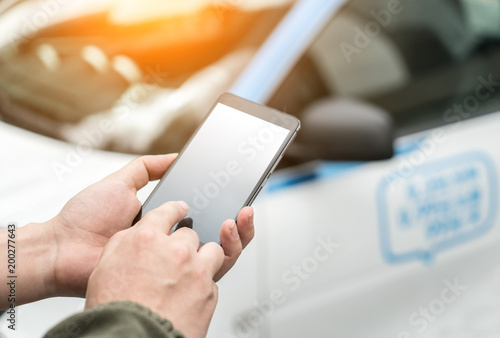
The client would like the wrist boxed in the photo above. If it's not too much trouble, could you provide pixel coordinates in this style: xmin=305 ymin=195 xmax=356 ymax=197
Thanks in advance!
xmin=18 ymin=221 xmax=58 ymax=301
xmin=0 ymin=221 xmax=58 ymax=308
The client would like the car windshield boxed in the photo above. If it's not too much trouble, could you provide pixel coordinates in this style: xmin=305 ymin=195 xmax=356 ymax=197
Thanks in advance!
xmin=0 ymin=0 xmax=295 ymax=154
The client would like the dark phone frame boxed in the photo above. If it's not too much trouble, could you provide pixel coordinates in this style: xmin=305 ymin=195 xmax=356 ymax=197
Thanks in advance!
xmin=133 ymin=92 xmax=300 ymax=242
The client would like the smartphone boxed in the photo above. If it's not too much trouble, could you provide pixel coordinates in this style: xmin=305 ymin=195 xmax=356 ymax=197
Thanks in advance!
xmin=134 ymin=93 xmax=300 ymax=244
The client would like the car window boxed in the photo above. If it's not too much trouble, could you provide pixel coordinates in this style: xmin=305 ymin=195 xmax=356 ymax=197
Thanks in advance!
xmin=0 ymin=0 xmax=295 ymax=154
xmin=267 ymin=0 xmax=500 ymax=136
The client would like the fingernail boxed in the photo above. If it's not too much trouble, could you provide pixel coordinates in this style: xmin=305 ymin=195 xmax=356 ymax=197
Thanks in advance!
xmin=177 ymin=201 xmax=189 ymax=211
xmin=248 ymin=209 xmax=254 ymax=227
xmin=230 ymin=221 xmax=239 ymax=239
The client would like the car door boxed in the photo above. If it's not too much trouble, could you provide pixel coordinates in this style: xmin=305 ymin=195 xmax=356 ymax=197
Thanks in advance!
xmin=216 ymin=0 xmax=500 ymax=337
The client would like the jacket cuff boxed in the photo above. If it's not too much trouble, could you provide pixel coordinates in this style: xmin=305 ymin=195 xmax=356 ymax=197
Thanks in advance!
xmin=44 ymin=301 xmax=185 ymax=338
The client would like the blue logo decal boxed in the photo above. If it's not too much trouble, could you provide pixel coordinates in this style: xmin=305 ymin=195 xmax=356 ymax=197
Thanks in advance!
xmin=377 ymin=151 xmax=498 ymax=263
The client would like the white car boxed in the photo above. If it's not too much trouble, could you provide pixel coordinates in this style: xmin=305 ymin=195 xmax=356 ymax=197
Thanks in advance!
xmin=1 ymin=0 xmax=499 ymax=337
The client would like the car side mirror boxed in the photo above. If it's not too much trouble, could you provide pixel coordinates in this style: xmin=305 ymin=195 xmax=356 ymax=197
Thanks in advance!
xmin=286 ymin=98 xmax=394 ymax=162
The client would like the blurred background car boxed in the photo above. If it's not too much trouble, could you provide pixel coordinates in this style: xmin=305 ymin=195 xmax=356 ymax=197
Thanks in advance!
xmin=0 ymin=0 xmax=296 ymax=154
xmin=1 ymin=0 xmax=500 ymax=337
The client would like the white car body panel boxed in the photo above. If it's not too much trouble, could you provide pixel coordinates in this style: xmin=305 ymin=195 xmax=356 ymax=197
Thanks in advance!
xmin=213 ymin=111 xmax=500 ymax=337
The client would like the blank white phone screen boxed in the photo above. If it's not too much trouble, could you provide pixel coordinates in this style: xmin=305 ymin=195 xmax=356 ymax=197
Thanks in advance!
xmin=142 ymin=103 xmax=288 ymax=244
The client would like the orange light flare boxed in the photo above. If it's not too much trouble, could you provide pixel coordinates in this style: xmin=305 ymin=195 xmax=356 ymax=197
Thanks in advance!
xmin=19 ymin=1 xmax=244 ymax=83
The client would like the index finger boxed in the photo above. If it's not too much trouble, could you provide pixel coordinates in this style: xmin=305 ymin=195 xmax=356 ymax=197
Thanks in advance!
xmin=138 ymin=201 xmax=189 ymax=234
xmin=198 ymin=243 xmax=225 ymax=277
xmin=110 ymin=154 xmax=178 ymax=191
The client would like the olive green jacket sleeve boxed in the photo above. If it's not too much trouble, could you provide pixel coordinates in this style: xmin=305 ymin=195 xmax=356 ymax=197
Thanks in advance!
xmin=43 ymin=301 xmax=185 ymax=338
